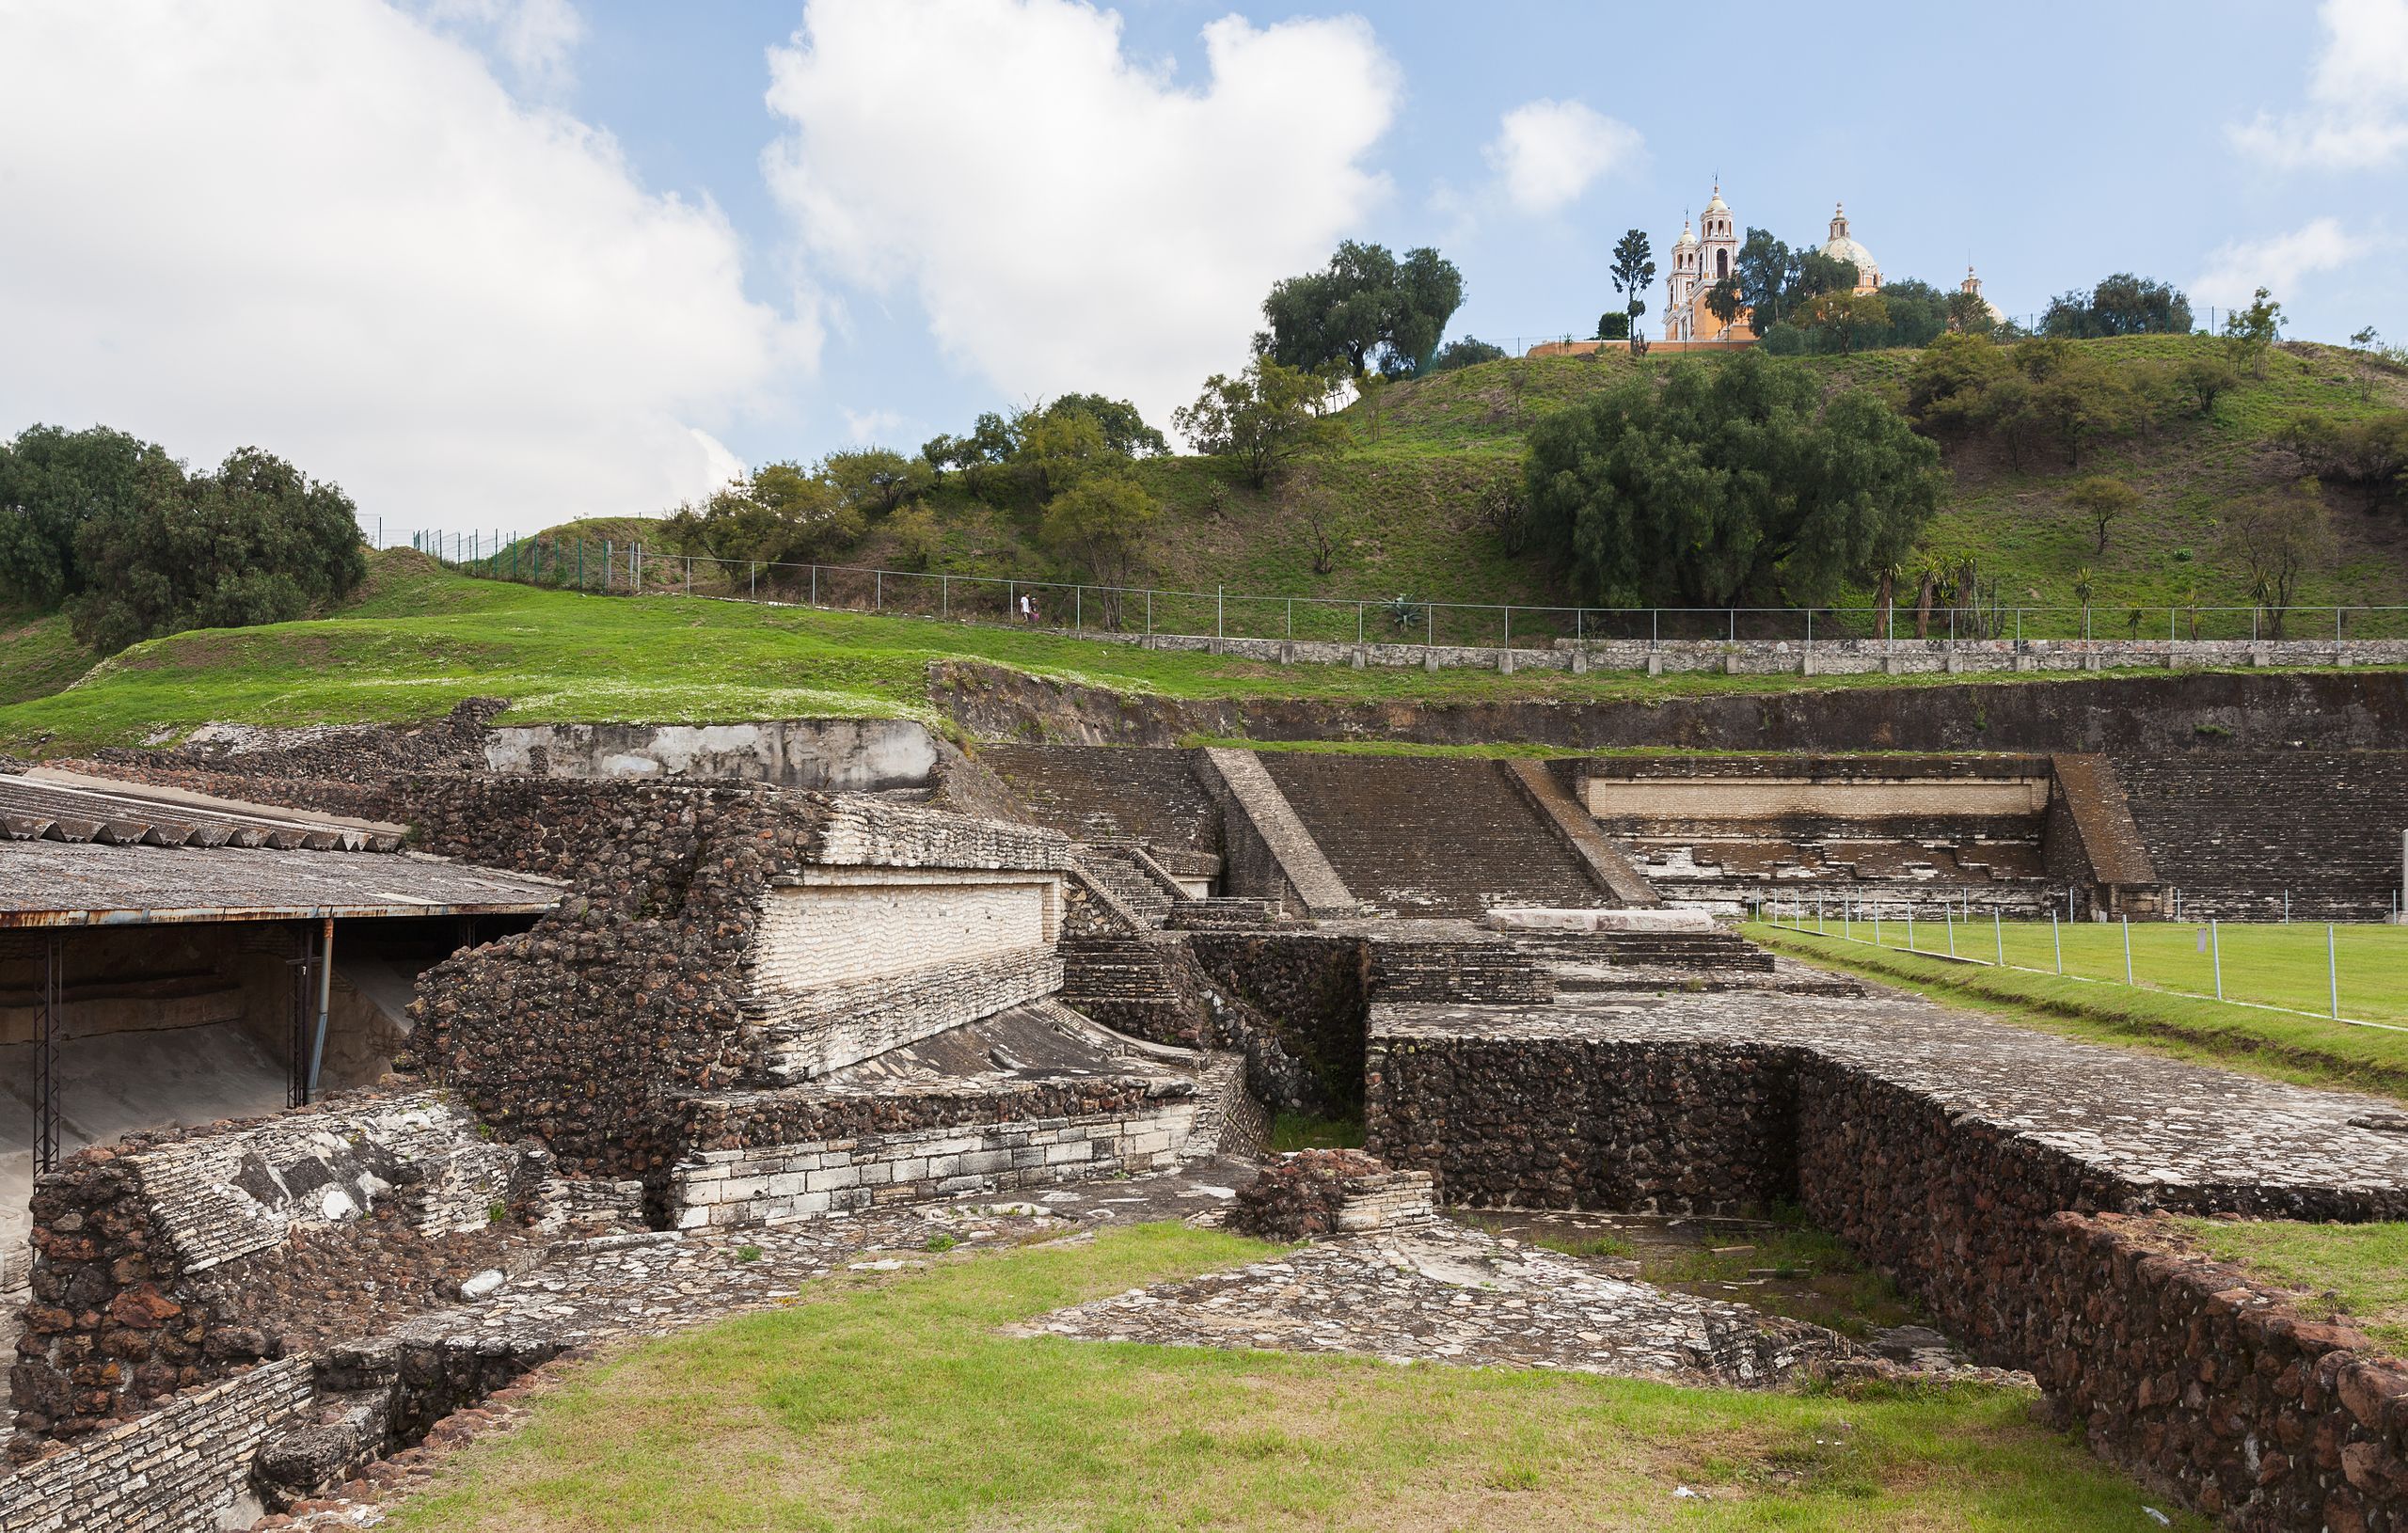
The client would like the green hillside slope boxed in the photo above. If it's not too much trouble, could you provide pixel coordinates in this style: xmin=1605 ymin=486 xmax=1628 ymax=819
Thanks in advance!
xmin=798 ymin=337 xmax=2408 ymax=622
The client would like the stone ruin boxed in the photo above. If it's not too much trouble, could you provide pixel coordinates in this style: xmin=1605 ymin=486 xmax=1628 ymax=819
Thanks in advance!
xmin=5 ymin=701 xmax=2408 ymax=1531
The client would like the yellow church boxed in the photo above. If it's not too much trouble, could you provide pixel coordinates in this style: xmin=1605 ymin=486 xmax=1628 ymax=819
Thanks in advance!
xmin=1662 ymin=186 xmax=1880 ymax=344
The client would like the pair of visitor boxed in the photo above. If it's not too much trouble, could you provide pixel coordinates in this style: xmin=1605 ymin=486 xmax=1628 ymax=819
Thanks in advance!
xmin=1018 ymin=593 xmax=1042 ymax=624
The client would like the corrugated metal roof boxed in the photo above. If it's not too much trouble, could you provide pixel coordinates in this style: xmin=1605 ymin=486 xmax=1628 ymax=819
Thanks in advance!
xmin=0 ymin=768 xmax=405 ymax=852
xmin=0 ymin=840 xmax=564 ymax=925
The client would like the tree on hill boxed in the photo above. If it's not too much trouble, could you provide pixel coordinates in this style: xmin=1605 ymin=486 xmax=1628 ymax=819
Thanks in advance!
xmin=2042 ymin=274 xmax=2194 ymax=339
xmin=2175 ymin=352 xmax=2240 ymax=417
xmin=0 ymin=424 xmax=179 ymax=609
xmin=1906 ymin=332 xmax=2012 ymax=449
xmin=2066 ymin=475 xmax=2139 ymax=553
xmin=2274 ymin=410 xmax=2408 ymax=513
xmin=1608 ymin=229 xmax=1655 ymax=344
xmin=664 ymin=461 xmax=863 ymax=568
xmin=67 ymin=446 xmax=368 ymax=656
xmin=1430 ymin=336 xmax=1508 ymax=371
xmin=820 ymin=448 xmax=933 ymax=517
xmin=1523 ymin=348 xmax=1941 ymax=608
xmin=1259 ymin=241 xmax=1465 ymax=379
xmin=2223 ymin=287 xmax=2284 ymax=376
xmin=2222 ymin=478 xmax=2333 ymax=638
xmin=1733 ymin=229 xmax=1794 ymax=333
xmin=1039 ymin=474 xmax=1159 ymax=600
xmin=1594 ymin=312 xmax=1630 ymax=341
xmin=1174 ymin=357 xmax=1323 ymax=490
xmin=1038 ymin=393 xmax=1169 ymax=458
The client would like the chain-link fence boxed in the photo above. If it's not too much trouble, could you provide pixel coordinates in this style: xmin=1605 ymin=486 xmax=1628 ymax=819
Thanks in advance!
xmin=375 ymin=525 xmax=2408 ymax=647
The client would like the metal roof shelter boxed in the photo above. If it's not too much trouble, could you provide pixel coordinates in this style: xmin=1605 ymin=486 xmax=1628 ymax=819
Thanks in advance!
xmin=2 ymin=768 xmax=563 ymax=1171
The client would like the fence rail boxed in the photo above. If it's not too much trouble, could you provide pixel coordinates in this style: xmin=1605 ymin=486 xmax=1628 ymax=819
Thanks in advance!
xmin=378 ymin=526 xmax=2408 ymax=648
xmin=1754 ymin=901 xmax=2408 ymax=1033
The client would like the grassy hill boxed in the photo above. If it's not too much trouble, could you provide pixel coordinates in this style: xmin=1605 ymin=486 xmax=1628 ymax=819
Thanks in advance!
xmin=0 ymin=548 xmax=2259 ymax=758
xmin=483 ymin=336 xmax=2408 ymax=634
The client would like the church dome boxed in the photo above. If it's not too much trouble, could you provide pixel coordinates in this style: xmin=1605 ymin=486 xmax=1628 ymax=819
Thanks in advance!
xmin=1703 ymin=187 xmax=1729 ymax=217
xmin=1817 ymin=202 xmax=1877 ymax=285
xmin=1673 ymin=219 xmax=1697 ymax=248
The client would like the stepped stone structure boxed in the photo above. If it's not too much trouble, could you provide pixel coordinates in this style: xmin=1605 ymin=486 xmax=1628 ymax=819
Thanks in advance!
xmin=8 ymin=694 xmax=2408 ymax=1531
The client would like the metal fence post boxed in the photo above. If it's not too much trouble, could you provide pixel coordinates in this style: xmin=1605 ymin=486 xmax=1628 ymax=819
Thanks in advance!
xmin=2329 ymin=924 xmax=2340 ymax=1019
xmin=941 ymin=574 xmax=948 ymax=619
xmin=812 ymin=564 xmax=818 ymax=608
xmin=1216 ymin=585 xmax=1224 ymax=639
xmin=1994 ymin=909 xmax=2003 ymax=966
xmin=2052 ymin=910 xmax=2062 ymax=974
xmin=877 ymin=571 xmax=883 ymax=611
xmin=2211 ymin=920 xmax=2223 ymax=1000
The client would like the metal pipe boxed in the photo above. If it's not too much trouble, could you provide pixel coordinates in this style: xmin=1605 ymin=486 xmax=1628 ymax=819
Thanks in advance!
xmin=307 ymin=916 xmax=334 ymax=1098
xmin=36 ymin=936 xmax=60 ymax=1173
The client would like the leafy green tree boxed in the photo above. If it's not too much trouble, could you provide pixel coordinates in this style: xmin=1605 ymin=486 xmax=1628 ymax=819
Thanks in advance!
xmin=1703 ymin=277 xmax=1745 ymax=332
xmin=2006 ymin=339 xmax=2134 ymax=468
xmin=2349 ymin=325 xmax=2384 ymax=403
xmin=1173 ymin=357 xmax=1323 ymax=490
xmin=1258 ymin=241 xmax=1465 ymax=378
xmin=1430 ymin=336 xmax=1509 ymax=371
xmin=888 ymin=503 xmax=943 ymax=572
xmin=1869 ymin=279 xmax=1949 ymax=348
xmin=1007 ymin=409 xmax=1118 ymax=502
xmin=1791 ymin=290 xmax=1892 ymax=353
xmin=1944 ymin=288 xmax=2000 ymax=338
xmin=1593 ymin=312 xmax=1630 ymax=341
xmin=2222 ymin=478 xmax=2333 ymax=637
xmin=1907 ymin=331 xmax=2011 ymax=446
xmin=663 ymin=461 xmax=862 ymax=567
xmin=2042 ymin=274 xmax=2193 ymax=339
xmin=2066 ymin=475 xmax=2140 ymax=553
xmin=2175 ymin=352 xmax=2241 ymax=416
xmin=2223 ymin=287 xmax=2284 ymax=376
xmin=0 ymin=424 xmax=178 ymax=608
xmin=1038 ymin=474 xmax=1159 ymax=595
xmin=918 ymin=434 xmax=964 ymax=481
xmin=2274 ymin=410 xmax=2408 ymax=512
xmin=821 ymin=448 xmax=933 ymax=517
xmin=1039 ymin=393 xmax=1168 ymax=458
xmin=1608 ymin=229 xmax=1654 ymax=341
xmin=1733 ymin=229 xmax=1795 ymax=332
xmin=67 ymin=446 xmax=367 ymax=655
xmin=1522 ymin=349 xmax=1941 ymax=608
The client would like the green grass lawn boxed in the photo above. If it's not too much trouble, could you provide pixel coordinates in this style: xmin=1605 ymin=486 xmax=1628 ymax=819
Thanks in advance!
xmin=385 ymin=1223 xmax=2196 ymax=1532
xmin=2169 ymin=1218 xmax=2408 ymax=1353
xmin=0 ymin=550 xmax=2260 ymax=757
xmin=1756 ymin=912 xmax=2408 ymax=1024
xmin=0 ymin=605 xmax=95 ymax=707
xmin=1748 ymin=923 xmax=2408 ymax=1101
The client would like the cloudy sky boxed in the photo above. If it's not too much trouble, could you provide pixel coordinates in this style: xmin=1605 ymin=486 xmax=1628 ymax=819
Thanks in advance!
xmin=2 ymin=0 xmax=2402 ymax=535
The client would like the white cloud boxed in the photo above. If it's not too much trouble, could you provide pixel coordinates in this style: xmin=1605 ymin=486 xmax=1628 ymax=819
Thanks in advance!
xmin=2193 ymin=217 xmax=2355 ymax=308
xmin=417 ymin=0 xmax=587 ymax=94
xmin=841 ymin=408 xmax=906 ymax=445
xmin=2230 ymin=0 xmax=2408 ymax=169
xmin=1483 ymin=99 xmax=1642 ymax=216
xmin=0 ymin=2 xmax=806 ymax=536
xmin=763 ymin=0 xmax=1400 ymax=437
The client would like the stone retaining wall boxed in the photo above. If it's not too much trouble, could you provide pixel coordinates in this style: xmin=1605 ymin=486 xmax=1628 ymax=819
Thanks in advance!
xmin=0 ymin=1357 xmax=311 ymax=1533
xmin=668 ymin=1076 xmax=1195 ymax=1226
xmin=1020 ymin=627 xmax=2408 ymax=679
xmin=1366 ymin=1035 xmax=1798 ymax=1215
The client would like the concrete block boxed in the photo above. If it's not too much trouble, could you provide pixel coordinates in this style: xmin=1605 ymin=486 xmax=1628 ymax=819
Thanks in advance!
xmin=1351 ymin=646 xmax=1365 ymax=669
xmin=1423 ymin=649 xmax=1439 ymax=672
xmin=1645 ymin=653 xmax=1662 ymax=676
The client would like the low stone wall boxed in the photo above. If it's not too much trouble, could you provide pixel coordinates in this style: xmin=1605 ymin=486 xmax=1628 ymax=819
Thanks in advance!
xmin=2027 ymin=1213 xmax=2408 ymax=1527
xmin=0 ymin=1357 xmax=312 ymax=1533
xmin=1366 ymin=1035 xmax=1797 ymax=1215
xmin=1228 ymin=1149 xmax=1435 ymax=1241
xmin=1058 ymin=628 xmax=2408 ymax=679
xmin=12 ymin=1091 xmax=550 ymax=1444
xmin=482 ymin=718 xmax=938 ymax=791
xmin=668 ymin=1077 xmax=1196 ymax=1226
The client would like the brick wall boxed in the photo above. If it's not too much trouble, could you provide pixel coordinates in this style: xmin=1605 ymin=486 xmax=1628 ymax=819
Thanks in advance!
xmin=0 ymin=1357 xmax=311 ymax=1533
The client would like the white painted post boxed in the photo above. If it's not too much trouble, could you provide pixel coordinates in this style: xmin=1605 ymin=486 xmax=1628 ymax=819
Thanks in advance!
xmin=1907 ymin=911 xmax=1915 ymax=953
xmin=2329 ymin=924 xmax=2340 ymax=1019
xmin=2052 ymin=910 xmax=2063 ymax=974
xmin=1994 ymin=909 xmax=2004 ymax=967
xmin=2122 ymin=915 xmax=2133 ymax=986
xmin=1946 ymin=909 xmax=1956 ymax=957
xmin=2211 ymin=920 xmax=2223 ymax=1000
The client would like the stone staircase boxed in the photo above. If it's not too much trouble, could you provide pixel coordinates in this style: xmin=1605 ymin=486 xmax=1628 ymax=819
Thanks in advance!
xmin=1509 ymin=928 xmax=1776 ymax=973
xmin=1367 ymin=940 xmax=1553 ymax=1004
xmin=1071 ymin=842 xmax=1178 ymax=929
xmin=1055 ymin=934 xmax=1208 ymax=1047
xmin=2110 ymin=751 xmax=2408 ymax=922
xmin=980 ymin=744 xmax=1220 ymax=854
xmin=1259 ymin=754 xmax=1617 ymax=918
